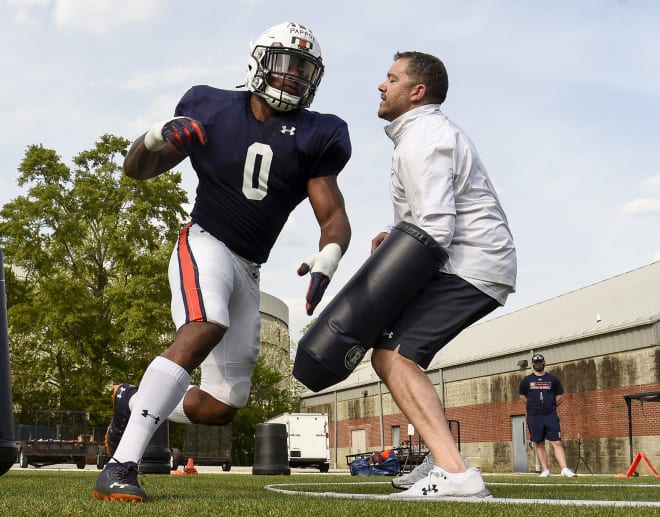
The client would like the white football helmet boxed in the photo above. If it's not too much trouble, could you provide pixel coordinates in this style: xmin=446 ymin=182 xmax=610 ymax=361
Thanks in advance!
xmin=246 ymin=22 xmax=324 ymax=112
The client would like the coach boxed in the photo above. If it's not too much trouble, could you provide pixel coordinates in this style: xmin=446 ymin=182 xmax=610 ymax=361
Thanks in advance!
xmin=519 ymin=353 xmax=577 ymax=478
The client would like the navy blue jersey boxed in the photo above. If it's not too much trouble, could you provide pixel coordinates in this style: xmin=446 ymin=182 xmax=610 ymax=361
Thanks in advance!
xmin=175 ymin=86 xmax=351 ymax=264
xmin=519 ymin=372 xmax=564 ymax=416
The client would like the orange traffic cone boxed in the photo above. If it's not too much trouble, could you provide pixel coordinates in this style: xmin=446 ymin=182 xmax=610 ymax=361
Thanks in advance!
xmin=616 ymin=452 xmax=660 ymax=478
xmin=184 ymin=457 xmax=198 ymax=475
xmin=171 ymin=457 xmax=198 ymax=475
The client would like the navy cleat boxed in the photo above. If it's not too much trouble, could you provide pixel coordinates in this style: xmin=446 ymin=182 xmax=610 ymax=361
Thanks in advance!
xmin=92 ymin=460 xmax=147 ymax=502
xmin=104 ymin=383 xmax=137 ymax=458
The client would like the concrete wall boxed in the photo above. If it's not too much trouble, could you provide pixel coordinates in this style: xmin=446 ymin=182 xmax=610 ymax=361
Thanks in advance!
xmin=258 ymin=292 xmax=291 ymax=390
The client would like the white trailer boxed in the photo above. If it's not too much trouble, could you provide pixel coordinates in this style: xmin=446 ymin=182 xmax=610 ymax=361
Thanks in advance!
xmin=266 ymin=412 xmax=330 ymax=472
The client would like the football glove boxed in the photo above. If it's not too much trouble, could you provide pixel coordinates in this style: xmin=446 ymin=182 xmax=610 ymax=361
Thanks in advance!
xmin=297 ymin=243 xmax=343 ymax=316
xmin=144 ymin=116 xmax=207 ymax=154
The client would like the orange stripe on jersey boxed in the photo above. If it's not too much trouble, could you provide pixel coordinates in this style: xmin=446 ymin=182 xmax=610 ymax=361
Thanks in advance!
xmin=177 ymin=222 xmax=206 ymax=322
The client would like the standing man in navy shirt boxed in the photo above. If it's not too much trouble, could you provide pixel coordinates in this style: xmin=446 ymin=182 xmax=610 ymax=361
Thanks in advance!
xmin=519 ymin=353 xmax=576 ymax=478
xmin=93 ymin=22 xmax=351 ymax=502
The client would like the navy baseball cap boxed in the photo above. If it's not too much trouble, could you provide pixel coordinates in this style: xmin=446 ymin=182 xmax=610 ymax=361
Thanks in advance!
xmin=532 ymin=353 xmax=545 ymax=363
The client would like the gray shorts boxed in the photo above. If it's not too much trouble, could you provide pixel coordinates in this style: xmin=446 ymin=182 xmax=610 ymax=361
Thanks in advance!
xmin=372 ymin=272 xmax=500 ymax=368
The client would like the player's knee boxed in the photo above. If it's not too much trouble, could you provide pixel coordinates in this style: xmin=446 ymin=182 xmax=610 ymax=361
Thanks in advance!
xmin=183 ymin=386 xmax=238 ymax=425
xmin=227 ymin=379 xmax=252 ymax=409
xmin=208 ymin=406 xmax=238 ymax=426
xmin=202 ymin=379 xmax=252 ymax=410
xmin=185 ymin=402 xmax=237 ymax=426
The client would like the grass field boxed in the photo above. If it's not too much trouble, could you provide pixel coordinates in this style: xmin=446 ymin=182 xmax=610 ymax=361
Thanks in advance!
xmin=1 ymin=469 xmax=659 ymax=517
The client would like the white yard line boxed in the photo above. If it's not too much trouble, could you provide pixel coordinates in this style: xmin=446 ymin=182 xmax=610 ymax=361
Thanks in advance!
xmin=265 ymin=481 xmax=660 ymax=508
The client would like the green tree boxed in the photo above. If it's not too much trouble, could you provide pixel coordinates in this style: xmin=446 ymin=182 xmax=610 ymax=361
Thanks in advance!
xmin=0 ymin=135 xmax=188 ymax=427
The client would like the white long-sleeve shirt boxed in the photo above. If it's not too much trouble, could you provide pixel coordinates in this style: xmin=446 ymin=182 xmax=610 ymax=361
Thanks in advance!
xmin=384 ymin=104 xmax=517 ymax=304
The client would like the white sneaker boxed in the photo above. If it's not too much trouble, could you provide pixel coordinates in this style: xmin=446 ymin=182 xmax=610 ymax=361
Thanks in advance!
xmin=391 ymin=452 xmax=470 ymax=490
xmin=391 ymin=466 xmax=492 ymax=499
xmin=539 ymin=469 xmax=551 ymax=477
xmin=561 ymin=468 xmax=577 ymax=478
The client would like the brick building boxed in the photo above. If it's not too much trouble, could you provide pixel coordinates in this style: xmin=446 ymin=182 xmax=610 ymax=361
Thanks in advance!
xmin=299 ymin=262 xmax=660 ymax=474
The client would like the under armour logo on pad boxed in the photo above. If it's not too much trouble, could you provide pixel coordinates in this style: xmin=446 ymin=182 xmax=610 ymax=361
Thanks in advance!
xmin=281 ymin=125 xmax=296 ymax=135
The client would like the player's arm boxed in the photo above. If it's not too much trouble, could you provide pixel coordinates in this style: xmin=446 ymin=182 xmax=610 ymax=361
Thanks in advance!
xmin=555 ymin=394 xmax=564 ymax=407
xmin=124 ymin=134 xmax=187 ymax=180
xmin=124 ymin=117 xmax=207 ymax=180
xmin=308 ymin=175 xmax=351 ymax=252
xmin=297 ymin=175 xmax=351 ymax=315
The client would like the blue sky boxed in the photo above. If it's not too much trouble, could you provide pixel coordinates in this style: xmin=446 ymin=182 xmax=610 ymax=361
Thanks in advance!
xmin=1 ymin=0 xmax=659 ymax=342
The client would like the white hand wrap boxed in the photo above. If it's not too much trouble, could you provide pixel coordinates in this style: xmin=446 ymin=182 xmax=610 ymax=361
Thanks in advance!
xmin=302 ymin=243 xmax=343 ymax=279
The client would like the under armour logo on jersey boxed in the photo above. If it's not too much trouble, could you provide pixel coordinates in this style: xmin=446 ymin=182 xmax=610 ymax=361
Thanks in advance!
xmin=116 ymin=386 xmax=128 ymax=399
xmin=382 ymin=331 xmax=394 ymax=339
xmin=281 ymin=125 xmax=296 ymax=135
xmin=422 ymin=484 xmax=439 ymax=495
xmin=141 ymin=410 xmax=160 ymax=425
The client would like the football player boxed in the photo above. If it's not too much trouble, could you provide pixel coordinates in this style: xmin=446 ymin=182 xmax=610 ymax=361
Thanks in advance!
xmin=93 ymin=22 xmax=351 ymax=502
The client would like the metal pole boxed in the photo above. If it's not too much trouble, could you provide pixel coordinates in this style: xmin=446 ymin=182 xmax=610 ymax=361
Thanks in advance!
xmin=378 ymin=381 xmax=384 ymax=450
xmin=333 ymin=390 xmax=338 ymax=469
xmin=626 ymin=396 xmax=633 ymax=466
xmin=0 ymin=251 xmax=17 ymax=476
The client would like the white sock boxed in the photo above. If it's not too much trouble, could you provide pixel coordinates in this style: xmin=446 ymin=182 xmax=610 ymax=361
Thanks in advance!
xmin=167 ymin=385 xmax=195 ymax=424
xmin=112 ymin=356 xmax=190 ymax=464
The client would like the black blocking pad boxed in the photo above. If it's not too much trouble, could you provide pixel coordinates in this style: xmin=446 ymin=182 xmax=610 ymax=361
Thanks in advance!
xmin=293 ymin=222 xmax=447 ymax=392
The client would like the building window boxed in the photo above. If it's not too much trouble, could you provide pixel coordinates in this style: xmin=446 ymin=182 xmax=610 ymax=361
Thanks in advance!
xmin=391 ymin=425 xmax=400 ymax=448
